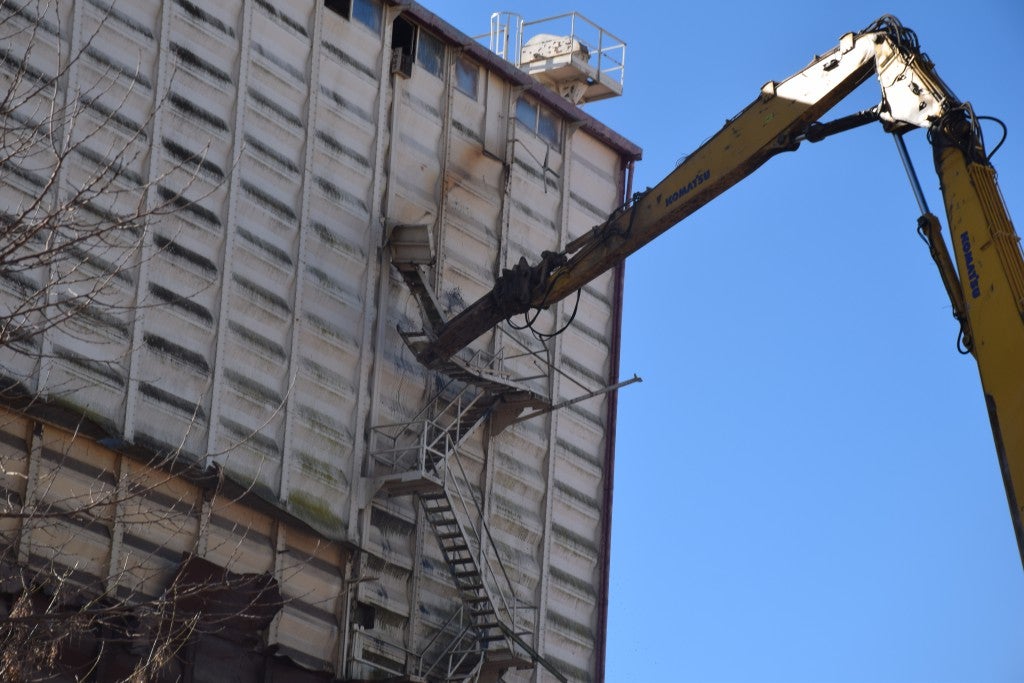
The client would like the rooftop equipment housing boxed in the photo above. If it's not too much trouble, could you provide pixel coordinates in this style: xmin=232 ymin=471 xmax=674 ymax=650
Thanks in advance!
xmin=488 ymin=12 xmax=626 ymax=104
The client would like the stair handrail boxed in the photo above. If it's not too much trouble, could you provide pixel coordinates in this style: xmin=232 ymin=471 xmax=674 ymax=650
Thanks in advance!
xmin=423 ymin=389 xmax=484 ymax=456
xmin=371 ymin=346 xmax=493 ymax=445
xmin=497 ymin=320 xmax=622 ymax=403
xmin=418 ymin=604 xmax=470 ymax=677
xmin=445 ymin=444 xmax=523 ymax=639
xmin=418 ymin=608 xmax=486 ymax=680
xmin=368 ymin=415 xmax=445 ymax=476
xmin=369 ymin=370 xmax=485 ymax=477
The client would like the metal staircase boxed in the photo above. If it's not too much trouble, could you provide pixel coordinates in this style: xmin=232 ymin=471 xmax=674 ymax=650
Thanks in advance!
xmin=374 ymin=227 xmax=566 ymax=681
xmin=368 ymin=352 xmax=549 ymax=682
xmin=415 ymin=479 xmax=524 ymax=682
xmin=369 ymin=347 xmax=546 ymax=496
xmin=416 ymin=606 xmax=486 ymax=682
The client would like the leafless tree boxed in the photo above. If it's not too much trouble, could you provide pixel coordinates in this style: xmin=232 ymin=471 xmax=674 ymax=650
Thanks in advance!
xmin=0 ymin=3 xmax=292 ymax=680
xmin=1 ymin=0 xmax=174 ymax=355
xmin=0 ymin=411 xmax=289 ymax=682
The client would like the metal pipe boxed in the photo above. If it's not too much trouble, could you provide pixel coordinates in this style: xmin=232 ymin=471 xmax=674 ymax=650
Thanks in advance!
xmin=892 ymin=132 xmax=931 ymax=214
xmin=511 ymin=374 xmax=641 ymax=424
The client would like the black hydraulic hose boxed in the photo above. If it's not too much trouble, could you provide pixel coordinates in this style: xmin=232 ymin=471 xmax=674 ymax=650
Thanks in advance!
xmin=978 ymin=115 xmax=1008 ymax=161
xmin=802 ymin=108 xmax=881 ymax=143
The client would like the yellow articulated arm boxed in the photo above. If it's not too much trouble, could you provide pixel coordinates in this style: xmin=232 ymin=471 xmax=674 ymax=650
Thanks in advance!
xmin=411 ymin=17 xmax=946 ymax=367
xmin=930 ymin=110 xmax=1024 ymax=561
xmin=398 ymin=16 xmax=1024 ymax=563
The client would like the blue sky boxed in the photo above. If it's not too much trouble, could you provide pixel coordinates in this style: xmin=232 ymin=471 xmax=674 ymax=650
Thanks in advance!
xmin=423 ymin=2 xmax=1024 ymax=680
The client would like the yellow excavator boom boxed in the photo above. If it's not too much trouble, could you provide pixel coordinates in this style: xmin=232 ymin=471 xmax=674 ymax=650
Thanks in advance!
xmin=398 ymin=16 xmax=1024 ymax=565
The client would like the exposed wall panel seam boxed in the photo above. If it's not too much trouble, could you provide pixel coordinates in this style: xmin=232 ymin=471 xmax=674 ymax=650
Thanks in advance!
xmin=16 ymin=423 xmax=42 ymax=565
xmin=431 ymin=45 xmax=456 ymax=295
xmin=197 ymin=490 xmax=213 ymax=556
xmin=481 ymin=78 xmax=517 ymax=656
xmin=486 ymin=81 xmax=519 ymax=518
xmin=349 ymin=12 xmax=400 ymax=650
xmin=267 ymin=522 xmax=287 ymax=645
xmin=408 ymin=501 xmax=427 ymax=669
xmin=105 ymin=455 xmax=128 ymax=593
xmin=535 ymin=126 xmax=577 ymax=677
xmin=347 ymin=8 xmax=394 ymax=541
xmin=124 ymin=0 xmax=173 ymax=442
xmin=37 ymin=0 xmax=86 ymax=397
xmin=496 ymin=87 xmax=523 ymax=286
xmin=406 ymin=39 xmax=459 ymax=659
xmin=280 ymin=2 xmax=324 ymax=502
xmin=204 ymin=1 xmax=255 ymax=464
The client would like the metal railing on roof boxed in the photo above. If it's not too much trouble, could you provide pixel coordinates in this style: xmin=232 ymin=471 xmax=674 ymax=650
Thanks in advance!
xmin=486 ymin=11 xmax=626 ymax=91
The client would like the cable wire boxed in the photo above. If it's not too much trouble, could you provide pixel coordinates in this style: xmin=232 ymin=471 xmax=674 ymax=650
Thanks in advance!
xmin=978 ymin=115 xmax=1008 ymax=161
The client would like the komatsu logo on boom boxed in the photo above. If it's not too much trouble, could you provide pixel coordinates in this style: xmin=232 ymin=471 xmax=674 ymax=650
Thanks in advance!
xmin=960 ymin=231 xmax=982 ymax=298
xmin=665 ymin=170 xmax=711 ymax=207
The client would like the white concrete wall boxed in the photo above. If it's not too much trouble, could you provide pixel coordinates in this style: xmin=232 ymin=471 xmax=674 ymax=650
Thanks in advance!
xmin=0 ymin=1 xmax=635 ymax=679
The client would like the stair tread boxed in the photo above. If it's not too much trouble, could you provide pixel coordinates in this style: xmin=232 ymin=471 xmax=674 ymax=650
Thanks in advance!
xmin=425 ymin=512 xmax=455 ymax=519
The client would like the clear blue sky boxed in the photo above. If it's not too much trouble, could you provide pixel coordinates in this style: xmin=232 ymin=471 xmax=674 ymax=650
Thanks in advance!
xmin=424 ymin=2 xmax=1024 ymax=681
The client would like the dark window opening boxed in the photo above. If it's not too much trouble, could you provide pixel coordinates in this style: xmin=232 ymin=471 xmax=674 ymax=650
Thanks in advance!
xmin=390 ymin=17 xmax=445 ymax=79
xmin=324 ymin=0 xmax=350 ymax=16
xmin=392 ymin=16 xmax=416 ymax=59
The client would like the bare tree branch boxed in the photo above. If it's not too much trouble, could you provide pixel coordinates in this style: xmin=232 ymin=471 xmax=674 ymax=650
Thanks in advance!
xmin=0 ymin=4 xmax=310 ymax=680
